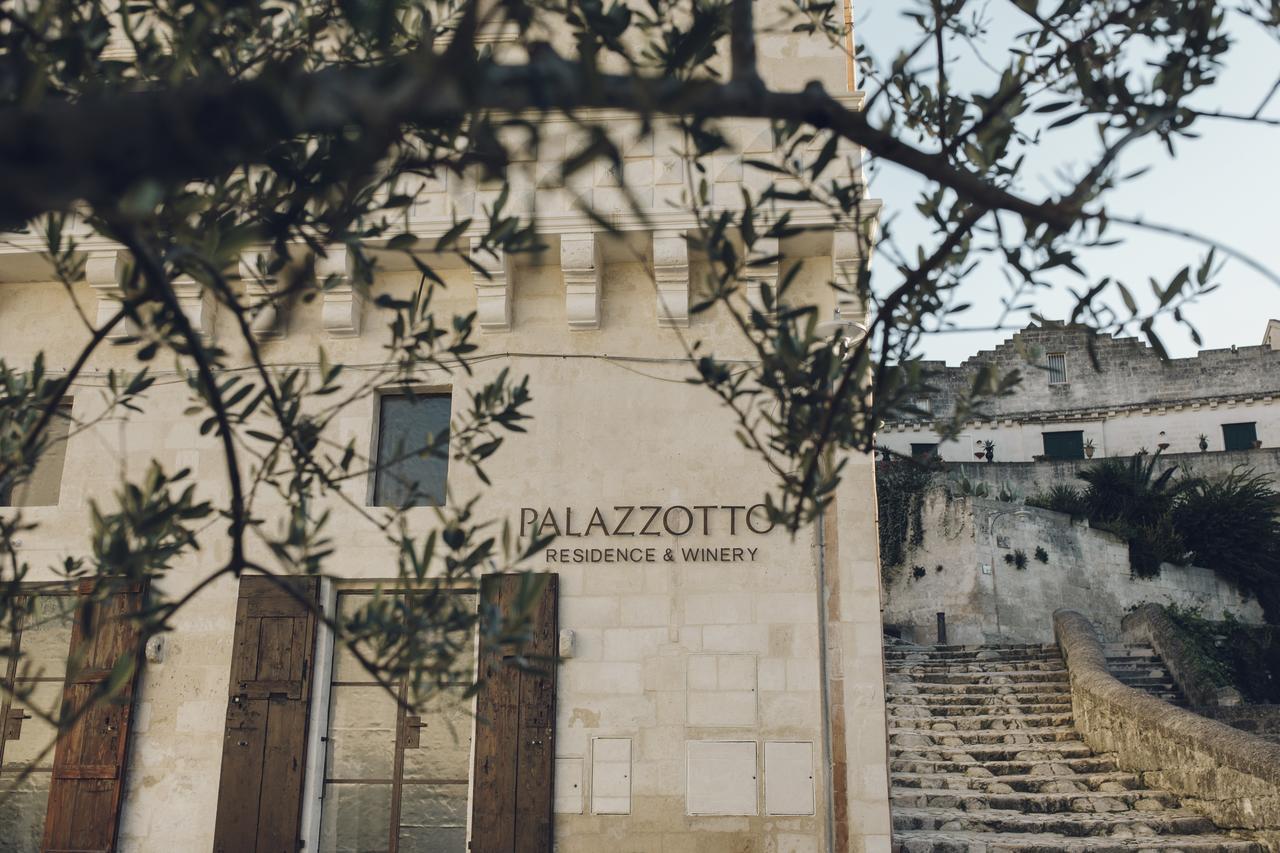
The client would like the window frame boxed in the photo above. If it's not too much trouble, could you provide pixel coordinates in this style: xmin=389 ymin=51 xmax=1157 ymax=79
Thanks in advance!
xmin=1042 ymin=429 xmax=1085 ymax=460
xmin=1046 ymin=353 xmax=1068 ymax=386
xmin=368 ymin=386 xmax=454 ymax=509
xmin=313 ymin=582 xmax=480 ymax=853
xmin=1 ymin=400 xmax=74 ymax=509
xmin=0 ymin=583 xmax=80 ymax=851
xmin=1222 ymin=422 xmax=1259 ymax=452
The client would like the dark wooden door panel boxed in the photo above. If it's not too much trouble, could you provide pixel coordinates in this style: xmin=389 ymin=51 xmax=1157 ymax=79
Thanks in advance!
xmin=42 ymin=581 xmax=146 ymax=853
xmin=212 ymin=576 xmax=319 ymax=853
xmin=470 ymin=573 xmax=558 ymax=853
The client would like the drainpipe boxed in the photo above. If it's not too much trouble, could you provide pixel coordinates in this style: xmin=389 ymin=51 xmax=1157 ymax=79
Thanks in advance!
xmin=815 ymin=503 xmax=837 ymax=853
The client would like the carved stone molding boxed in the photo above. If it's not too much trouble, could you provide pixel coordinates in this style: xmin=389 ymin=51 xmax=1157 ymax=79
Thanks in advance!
xmin=171 ymin=275 xmax=217 ymax=341
xmin=239 ymin=250 xmax=284 ymax=340
xmin=317 ymin=245 xmax=363 ymax=338
xmin=653 ymin=231 xmax=690 ymax=328
xmin=84 ymin=250 xmax=133 ymax=340
xmin=470 ymin=238 xmax=515 ymax=333
xmin=744 ymin=236 xmax=779 ymax=316
xmin=561 ymin=234 xmax=603 ymax=330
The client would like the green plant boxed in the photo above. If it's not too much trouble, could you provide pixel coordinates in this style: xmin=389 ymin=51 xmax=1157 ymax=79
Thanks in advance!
xmin=876 ymin=458 xmax=939 ymax=576
xmin=1076 ymin=452 xmax=1190 ymax=577
xmin=947 ymin=475 xmax=990 ymax=499
xmin=1171 ymin=468 xmax=1280 ymax=619
xmin=1034 ymin=546 xmax=1049 ymax=563
xmin=996 ymin=483 xmax=1018 ymax=503
xmin=1026 ymin=484 xmax=1088 ymax=518
xmin=1003 ymin=549 xmax=1028 ymax=570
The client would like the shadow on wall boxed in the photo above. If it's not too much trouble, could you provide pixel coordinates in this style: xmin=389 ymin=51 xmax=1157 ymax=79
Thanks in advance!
xmin=881 ymin=494 xmax=1264 ymax=645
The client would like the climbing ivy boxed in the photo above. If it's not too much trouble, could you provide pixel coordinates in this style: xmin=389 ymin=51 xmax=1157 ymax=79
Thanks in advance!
xmin=876 ymin=457 xmax=940 ymax=580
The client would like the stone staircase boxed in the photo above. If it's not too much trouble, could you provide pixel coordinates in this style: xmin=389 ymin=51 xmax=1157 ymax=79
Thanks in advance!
xmin=1104 ymin=643 xmax=1186 ymax=706
xmin=887 ymin=642 xmax=1263 ymax=852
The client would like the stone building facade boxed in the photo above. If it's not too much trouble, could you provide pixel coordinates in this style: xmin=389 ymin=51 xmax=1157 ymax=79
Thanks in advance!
xmin=0 ymin=10 xmax=893 ymax=853
xmin=879 ymin=320 xmax=1280 ymax=464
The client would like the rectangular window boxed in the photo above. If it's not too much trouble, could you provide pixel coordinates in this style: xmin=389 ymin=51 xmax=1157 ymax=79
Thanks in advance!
xmin=1222 ymin=422 xmax=1259 ymax=452
xmin=1 ymin=404 xmax=72 ymax=508
xmin=910 ymin=443 xmax=940 ymax=460
xmin=0 ymin=589 xmax=78 ymax=852
xmin=319 ymin=587 xmax=477 ymax=853
xmin=1042 ymin=430 xmax=1085 ymax=460
xmin=373 ymin=393 xmax=452 ymax=507
xmin=1046 ymin=353 xmax=1068 ymax=385
xmin=911 ymin=397 xmax=932 ymax=416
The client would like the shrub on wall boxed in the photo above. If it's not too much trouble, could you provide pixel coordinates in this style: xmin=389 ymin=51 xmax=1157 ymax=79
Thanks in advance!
xmin=1163 ymin=604 xmax=1280 ymax=703
xmin=1172 ymin=469 xmax=1280 ymax=619
xmin=876 ymin=456 xmax=940 ymax=579
xmin=1027 ymin=453 xmax=1280 ymax=620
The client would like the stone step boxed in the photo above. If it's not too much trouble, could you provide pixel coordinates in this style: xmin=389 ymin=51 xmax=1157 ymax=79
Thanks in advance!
xmin=886 ymin=661 xmax=1069 ymax=674
xmin=904 ymin=671 xmax=1070 ymax=685
xmin=891 ymin=728 xmax=1085 ymax=748
xmin=888 ymin=712 xmax=1075 ymax=730
xmin=889 ymin=683 xmax=1071 ymax=697
xmin=889 ymin=743 xmax=1094 ymax=761
xmin=888 ymin=701 xmax=1074 ymax=716
xmin=892 ymin=829 xmax=1266 ymax=852
xmin=887 ymin=650 xmax=1064 ymax=663
xmin=891 ymin=756 xmax=1122 ymax=776
xmin=892 ymin=805 xmax=1221 ymax=836
xmin=891 ymin=787 xmax=1182 ymax=814
xmin=892 ymin=770 xmax=1142 ymax=794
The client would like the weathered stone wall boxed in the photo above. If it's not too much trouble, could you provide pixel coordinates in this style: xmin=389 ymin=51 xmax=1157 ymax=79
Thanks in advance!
xmin=1055 ymin=610 xmax=1280 ymax=850
xmin=881 ymin=497 xmax=1263 ymax=645
xmin=936 ymin=448 xmax=1280 ymax=502
xmin=1122 ymin=603 xmax=1242 ymax=707
xmin=879 ymin=321 xmax=1280 ymax=463
xmin=907 ymin=322 xmax=1280 ymax=422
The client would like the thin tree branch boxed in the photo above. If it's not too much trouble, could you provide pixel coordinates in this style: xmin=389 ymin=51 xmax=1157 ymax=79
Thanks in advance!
xmin=0 ymin=47 xmax=1078 ymax=231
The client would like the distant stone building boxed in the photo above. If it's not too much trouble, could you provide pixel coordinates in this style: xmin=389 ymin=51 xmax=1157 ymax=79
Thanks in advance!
xmin=879 ymin=320 xmax=1280 ymax=463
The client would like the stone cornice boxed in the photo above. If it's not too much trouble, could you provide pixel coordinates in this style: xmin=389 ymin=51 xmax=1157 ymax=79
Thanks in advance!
xmin=882 ymin=389 xmax=1280 ymax=433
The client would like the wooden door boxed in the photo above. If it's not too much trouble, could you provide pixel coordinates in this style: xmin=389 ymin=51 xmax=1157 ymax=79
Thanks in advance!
xmin=42 ymin=580 xmax=146 ymax=853
xmin=212 ymin=576 xmax=319 ymax=853
xmin=470 ymin=573 xmax=558 ymax=853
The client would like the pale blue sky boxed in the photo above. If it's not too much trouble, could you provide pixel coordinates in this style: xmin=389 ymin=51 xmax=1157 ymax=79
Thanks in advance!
xmin=858 ymin=2 xmax=1280 ymax=365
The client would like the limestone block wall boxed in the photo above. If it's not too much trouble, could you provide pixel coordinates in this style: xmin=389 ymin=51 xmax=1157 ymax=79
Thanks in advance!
xmin=0 ymin=247 xmax=891 ymax=852
xmin=881 ymin=497 xmax=1263 ymax=645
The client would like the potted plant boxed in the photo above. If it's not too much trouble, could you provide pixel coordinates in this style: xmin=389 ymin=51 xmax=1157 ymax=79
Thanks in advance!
xmin=974 ymin=439 xmax=985 ymax=460
xmin=1084 ymin=438 xmax=1095 ymax=459
xmin=1253 ymin=439 xmax=1264 ymax=449
xmin=1198 ymin=433 xmax=1209 ymax=452
xmin=1156 ymin=431 xmax=1170 ymax=452
xmin=983 ymin=440 xmax=995 ymax=462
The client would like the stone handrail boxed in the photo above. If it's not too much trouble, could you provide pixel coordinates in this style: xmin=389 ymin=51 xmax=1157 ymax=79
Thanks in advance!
xmin=1054 ymin=609 xmax=1280 ymax=850
xmin=1122 ymin=602 xmax=1243 ymax=707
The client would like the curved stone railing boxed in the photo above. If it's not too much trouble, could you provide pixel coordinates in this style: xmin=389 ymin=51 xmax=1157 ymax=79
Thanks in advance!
xmin=1055 ymin=609 xmax=1280 ymax=850
xmin=1122 ymin=602 xmax=1243 ymax=707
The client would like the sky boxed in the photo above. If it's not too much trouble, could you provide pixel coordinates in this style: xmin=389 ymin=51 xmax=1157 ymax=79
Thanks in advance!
xmin=856 ymin=2 xmax=1280 ymax=365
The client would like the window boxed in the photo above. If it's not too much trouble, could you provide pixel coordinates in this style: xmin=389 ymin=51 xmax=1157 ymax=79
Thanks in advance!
xmin=911 ymin=397 xmax=933 ymax=416
xmin=0 ymin=590 xmax=77 ymax=851
xmin=1222 ymin=422 xmax=1259 ymax=452
xmin=373 ymin=393 xmax=452 ymax=507
xmin=1042 ymin=430 xmax=1084 ymax=460
xmin=910 ymin=443 xmax=940 ymax=460
xmin=1 ymin=404 xmax=72 ymax=507
xmin=319 ymin=587 xmax=477 ymax=853
xmin=1046 ymin=353 xmax=1068 ymax=385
